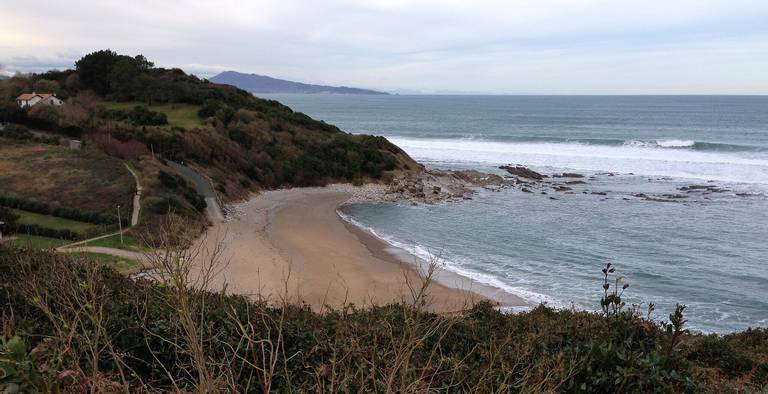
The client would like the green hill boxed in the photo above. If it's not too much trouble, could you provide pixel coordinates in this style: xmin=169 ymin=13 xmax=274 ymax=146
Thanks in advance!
xmin=0 ymin=50 xmax=419 ymax=203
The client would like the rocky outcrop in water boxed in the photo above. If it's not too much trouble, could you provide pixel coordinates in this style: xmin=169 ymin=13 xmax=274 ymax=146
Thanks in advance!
xmin=553 ymin=173 xmax=585 ymax=178
xmin=499 ymin=165 xmax=546 ymax=180
xmin=384 ymin=169 xmax=513 ymax=203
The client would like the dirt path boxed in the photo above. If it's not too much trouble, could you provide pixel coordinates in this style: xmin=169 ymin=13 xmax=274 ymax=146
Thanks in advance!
xmin=58 ymin=246 xmax=147 ymax=262
xmin=57 ymin=162 xmax=144 ymax=259
xmin=59 ymin=231 xmax=120 ymax=249
xmin=124 ymin=163 xmax=142 ymax=226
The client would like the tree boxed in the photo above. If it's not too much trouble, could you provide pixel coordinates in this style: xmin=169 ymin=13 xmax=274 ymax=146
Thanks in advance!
xmin=32 ymin=79 xmax=61 ymax=95
xmin=75 ymin=49 xmax=121 ymax=95
xmin=64 ymin=73 xmax=81 ymax=91
xmin=0 ymin=101 xmax=26 ymax=123
xmin=109 ymin=58 xmax=140 ymax=100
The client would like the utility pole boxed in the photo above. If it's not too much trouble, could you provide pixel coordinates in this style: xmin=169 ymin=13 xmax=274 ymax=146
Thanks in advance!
xmin=117 ymin=204 xmax=123 ymax=245
xmin=0 ymin=220 xmax=5 ymax=241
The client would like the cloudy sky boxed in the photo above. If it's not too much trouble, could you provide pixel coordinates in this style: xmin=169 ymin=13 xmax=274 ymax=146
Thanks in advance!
xmin=1 ymin=0 xmax=767 ymax=94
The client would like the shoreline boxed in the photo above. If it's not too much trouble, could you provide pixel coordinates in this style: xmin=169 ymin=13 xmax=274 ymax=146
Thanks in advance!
xmin=337 ymin=207 xmax=531 ymax=308
xmin=199 ymin=184 xmax=527 ymax=312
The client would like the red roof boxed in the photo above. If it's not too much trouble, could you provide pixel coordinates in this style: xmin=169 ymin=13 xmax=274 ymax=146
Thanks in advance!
xmin=16 ymin=93 xmax=56 ymax=101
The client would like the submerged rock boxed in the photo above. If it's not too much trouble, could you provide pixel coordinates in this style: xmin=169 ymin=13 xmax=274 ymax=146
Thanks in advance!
xmin=553 ymin=172 xmax=585 ymax=178
xmin=499 ymin=165 xmax=545 ymax=180
xmin=679 ymin=185 xmax=710 ymax=191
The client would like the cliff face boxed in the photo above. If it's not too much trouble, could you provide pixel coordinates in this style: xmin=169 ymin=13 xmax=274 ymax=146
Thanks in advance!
xmin=210 ymin=71 xmax=388 ymax=95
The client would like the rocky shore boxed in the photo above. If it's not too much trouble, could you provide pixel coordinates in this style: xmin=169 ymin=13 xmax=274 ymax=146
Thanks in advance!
xmin=224 ymin=164 xmax=748 ymax=217
xmin=367 ymin=164 xmax=747 ymax=205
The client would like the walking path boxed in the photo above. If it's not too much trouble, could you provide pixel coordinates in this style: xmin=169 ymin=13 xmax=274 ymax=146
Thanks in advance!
xmin=124 ymin=163 xmax=142 ymax=226
xmin=58 ymin=160 xmax=222 ymax=263
xmin=58 ymin=246 xmax=148 ymax=262
xmin=57 ymin=162 xmax=144 ymax=259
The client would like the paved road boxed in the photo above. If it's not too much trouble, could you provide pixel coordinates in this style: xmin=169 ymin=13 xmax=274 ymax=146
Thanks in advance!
xmin=167 ymin=161 xmax=224 ymax=222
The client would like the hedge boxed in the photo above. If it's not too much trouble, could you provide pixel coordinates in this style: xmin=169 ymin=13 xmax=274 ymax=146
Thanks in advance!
xmin=0 ymin=195 xmax=127 ymax=226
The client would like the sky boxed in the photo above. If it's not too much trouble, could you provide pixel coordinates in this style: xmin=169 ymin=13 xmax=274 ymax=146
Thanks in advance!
xmin=1 ymin=0 xmax=767 ymax=94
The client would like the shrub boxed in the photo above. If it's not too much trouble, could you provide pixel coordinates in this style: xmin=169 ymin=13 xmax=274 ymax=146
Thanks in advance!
xmin=0 ymin=207 xmax=19 ymax=235
xmin=0 ymin=195 xmax=122 ymax=225
xmin=754 ymin=363 xmax=768 ymax=386
xmin=129 ymin=106 xmax=167 ymax=125
xmin=688 ymin=336 xmax=754 ymax=377
xmin=0 ymin=102 xmax=27 ymax=123
xmin=3 ymin=251 xmax=741 ymax=392
xmin=11 ymin=223 xmax=81 ymax=240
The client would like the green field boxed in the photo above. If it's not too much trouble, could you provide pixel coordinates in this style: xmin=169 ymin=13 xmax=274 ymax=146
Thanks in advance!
xmin=11 ymin=208 xmax=97 ymax=233
xmin=8 ymin=234 xmax=70 ymax=249
xmin=102 ymin=101 xmax=203 ymax=129
xmin=82 ymin=233 xmax=148 ymax=252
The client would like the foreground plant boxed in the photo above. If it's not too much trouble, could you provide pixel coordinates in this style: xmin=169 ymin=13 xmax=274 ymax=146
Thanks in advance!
xmin=1 ymin=246 xmax=766 ymax=392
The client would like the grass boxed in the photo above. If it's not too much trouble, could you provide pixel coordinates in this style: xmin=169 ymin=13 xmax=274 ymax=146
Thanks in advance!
xmin=11 ymin=208 xmax=96 ymax=234
xmin=71 ymin=252 xmax=143 ymax=274
xmin=102 ymin=101 xmax=203 ymax=129
xmin=7 ymin=234 xmax=70 ymax=249
xmin=0 ymin=138 xmax=133 ymax=213
xmin=81 ymin=233 xmax=148 ymax=252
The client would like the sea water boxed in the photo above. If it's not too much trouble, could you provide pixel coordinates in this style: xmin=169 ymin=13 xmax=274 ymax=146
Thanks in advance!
xmin=261 ymin=94 xmax=768 ymax=333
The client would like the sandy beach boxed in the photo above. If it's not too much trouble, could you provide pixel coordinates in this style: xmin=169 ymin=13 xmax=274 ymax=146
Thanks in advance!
xmin=197 ymin=185 xmax=527 ymax=313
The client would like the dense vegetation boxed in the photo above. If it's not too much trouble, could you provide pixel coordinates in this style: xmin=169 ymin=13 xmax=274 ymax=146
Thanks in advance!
xmin=1 ymin=247 xmax=766 ymax=392
xmin=0 ymin=50 xmax=417 ymax=201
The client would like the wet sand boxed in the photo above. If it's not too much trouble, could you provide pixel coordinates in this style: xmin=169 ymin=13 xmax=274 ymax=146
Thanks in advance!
xmin=199 ymin=186 xmax=527 ymax=313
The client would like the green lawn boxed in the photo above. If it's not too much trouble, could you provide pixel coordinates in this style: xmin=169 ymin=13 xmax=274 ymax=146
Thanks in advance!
xmin=72 ymin=252 xmax=144 ymax=274
xmin=8 ymin=234 xmax=70 ymax=249
xmin=102 ymin=101 xmax=203 ymax=129
xmin=11 ymin=208 xmax=97 ymax=234
xmin=82 ymin=233 xmax=148 ymax=252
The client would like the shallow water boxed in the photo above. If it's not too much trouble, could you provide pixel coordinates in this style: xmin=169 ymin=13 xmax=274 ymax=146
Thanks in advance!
xmin=262 ymin=94 xmax=768 ymax=333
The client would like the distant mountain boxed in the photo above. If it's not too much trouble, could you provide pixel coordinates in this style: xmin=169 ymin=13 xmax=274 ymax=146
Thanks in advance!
xmin=209 ymin=71 xmax=387 ymax=95
xmin=0 ymin=75 xmax=9 ymax=81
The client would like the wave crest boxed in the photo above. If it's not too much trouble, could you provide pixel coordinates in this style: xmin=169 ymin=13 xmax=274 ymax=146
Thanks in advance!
xmin=623 ymin=139 xmax=696 ymax=149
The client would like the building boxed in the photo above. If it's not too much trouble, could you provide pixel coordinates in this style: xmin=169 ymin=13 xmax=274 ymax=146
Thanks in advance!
xmin=15 ymin=92 xmax=64 ymax=108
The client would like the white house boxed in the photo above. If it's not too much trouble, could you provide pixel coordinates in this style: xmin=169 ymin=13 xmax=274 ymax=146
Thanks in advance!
xmin=16 ymin=92 xmax=64 ymax=108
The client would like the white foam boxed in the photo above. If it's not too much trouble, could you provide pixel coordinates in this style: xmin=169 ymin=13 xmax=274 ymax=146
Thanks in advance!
xmin=337 ymin=209 xmax=564 ymax=308
xmin=387 ymin=136 xmax=768 ymax=186
xmin=656 ymin=139 xmax=696 ymax=148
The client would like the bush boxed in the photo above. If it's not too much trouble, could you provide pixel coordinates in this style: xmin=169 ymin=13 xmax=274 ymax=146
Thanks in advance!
xmin=99 ymin=106 xmax=167 ymax=126
xmin=4 ymin=252 xmax=745 ymax=392
xmin=0 ymin=195 xmax=122 ymax=225
xmin=129 ymin=106 xmax=167 ymax=125
xmin=0 ymin=103 xmax=27 ymax=123
xmin=0 ymin=207 xmax=19 ymax=235
xmin=688 ymin=336 xmax=755 ymax=377
xmin=11 ymin=223 xmax=81 ymax=240
xmin=754 ymin=363 xmax=768 ymax=386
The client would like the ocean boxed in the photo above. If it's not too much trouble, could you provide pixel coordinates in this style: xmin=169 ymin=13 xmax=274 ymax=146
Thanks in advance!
xmin=261 ymin=94 xmax=768 ymax=333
